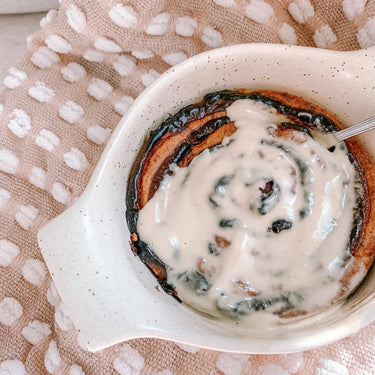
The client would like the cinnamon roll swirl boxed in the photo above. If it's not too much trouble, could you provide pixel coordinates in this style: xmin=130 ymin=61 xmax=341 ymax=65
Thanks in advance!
xmin=126 ymin=90 xmax=375 ymax=320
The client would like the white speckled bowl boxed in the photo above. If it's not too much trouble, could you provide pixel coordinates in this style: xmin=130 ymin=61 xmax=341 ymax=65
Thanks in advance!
xmin=38 ymin=44 xmax=375 ymax=353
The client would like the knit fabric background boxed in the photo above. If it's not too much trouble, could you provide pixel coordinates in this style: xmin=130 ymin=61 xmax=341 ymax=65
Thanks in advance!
xmin=0 ymin=0 xmax=375 ymax=374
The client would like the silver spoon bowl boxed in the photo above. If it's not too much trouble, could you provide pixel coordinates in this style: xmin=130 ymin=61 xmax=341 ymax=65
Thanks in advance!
xmin=316 ymin=115 xmax=375 ymax=149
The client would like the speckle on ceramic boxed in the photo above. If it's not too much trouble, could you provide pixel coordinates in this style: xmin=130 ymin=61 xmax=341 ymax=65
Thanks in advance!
xmin=38 ymin=44 xmax=375 ymax=354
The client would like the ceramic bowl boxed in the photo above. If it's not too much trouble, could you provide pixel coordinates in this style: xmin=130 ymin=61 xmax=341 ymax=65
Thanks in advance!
xmin=38 ymin=44 xmax=375 ymax=353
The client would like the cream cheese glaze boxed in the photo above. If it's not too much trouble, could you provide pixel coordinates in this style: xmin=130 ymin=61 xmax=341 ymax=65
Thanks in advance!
xmin=136 ymin=99 xmax=364 ymax=320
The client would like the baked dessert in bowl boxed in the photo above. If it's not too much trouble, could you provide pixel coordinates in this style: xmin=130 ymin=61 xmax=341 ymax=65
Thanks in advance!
xmin=37 ymin=44 xmax=375 ymax=352
xmin=126 ymin=89 xmax=375 ymax=323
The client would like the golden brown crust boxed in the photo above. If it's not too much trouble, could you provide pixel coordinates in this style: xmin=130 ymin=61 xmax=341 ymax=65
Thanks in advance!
xmin=138 ymin=110 xmax=230 ymax=207
xmin=251 ymin=90 xmax=375 ymax=274
xmin=126 ymin=89 xmax=375 ymax=310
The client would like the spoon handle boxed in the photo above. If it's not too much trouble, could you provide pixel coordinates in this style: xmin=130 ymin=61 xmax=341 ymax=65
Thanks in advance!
xmin=334 ymin=115 xmax=375 ymax=142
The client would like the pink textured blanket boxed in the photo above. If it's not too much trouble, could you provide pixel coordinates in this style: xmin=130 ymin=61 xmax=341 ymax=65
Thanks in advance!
xmin=1 ymin=1 xmax=375 ymax=374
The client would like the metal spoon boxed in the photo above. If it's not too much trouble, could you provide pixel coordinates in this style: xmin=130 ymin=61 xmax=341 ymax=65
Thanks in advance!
xmin=312 ymin=115 xmax=375 ymax=150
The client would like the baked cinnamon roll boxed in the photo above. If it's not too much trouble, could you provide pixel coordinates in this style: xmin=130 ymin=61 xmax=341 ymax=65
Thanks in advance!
xmin=126 ymin=90 xmax=375 ymax=320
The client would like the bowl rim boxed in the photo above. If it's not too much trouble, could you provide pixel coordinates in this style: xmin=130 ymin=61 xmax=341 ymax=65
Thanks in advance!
xmin=38 ymin=43 xmax=375 ymax=353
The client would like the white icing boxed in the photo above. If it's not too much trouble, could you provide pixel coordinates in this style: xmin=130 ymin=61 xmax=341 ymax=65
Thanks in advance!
xmin=137 ymin=99 xmax=362 ymax=321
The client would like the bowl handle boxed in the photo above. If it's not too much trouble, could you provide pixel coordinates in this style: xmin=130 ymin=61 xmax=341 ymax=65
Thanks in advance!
xmin=38 ymin=198 xmax=178 ymax=351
